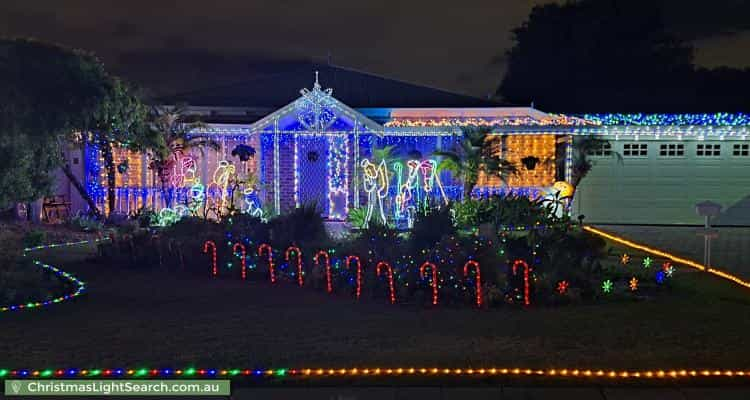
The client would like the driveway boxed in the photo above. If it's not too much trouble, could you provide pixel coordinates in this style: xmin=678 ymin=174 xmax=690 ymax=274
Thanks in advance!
xmin=593 ymin=225 xmax=750 ymax=282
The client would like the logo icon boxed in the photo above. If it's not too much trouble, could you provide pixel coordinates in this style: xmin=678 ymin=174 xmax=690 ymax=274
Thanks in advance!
xmin=10 ymin=381 xmax=21 ymax=394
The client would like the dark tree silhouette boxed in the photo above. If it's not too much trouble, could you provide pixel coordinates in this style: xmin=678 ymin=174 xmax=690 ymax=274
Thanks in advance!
xmin=497 ymin=0 xmax=700 ymax=112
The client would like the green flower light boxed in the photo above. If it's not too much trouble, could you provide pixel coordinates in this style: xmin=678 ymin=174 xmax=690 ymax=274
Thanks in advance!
xmin=642 ymin=257 xmax=653 ymax=268
xmin=602 ymin=280 xmax=613 ymax=293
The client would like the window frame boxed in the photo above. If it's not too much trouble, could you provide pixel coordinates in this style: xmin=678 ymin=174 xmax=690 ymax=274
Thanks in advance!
xmin=696 ymin=143 xmax=722 ymax=157
xmin=658 ymin=143 xmax=685 ymax=158
xmin=622 ymin=142 xmax=648 ymax=158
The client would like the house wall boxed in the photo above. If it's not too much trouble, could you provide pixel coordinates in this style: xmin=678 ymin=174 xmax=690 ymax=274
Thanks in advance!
xmin=573 ymin=139 xmax=750 ymax=225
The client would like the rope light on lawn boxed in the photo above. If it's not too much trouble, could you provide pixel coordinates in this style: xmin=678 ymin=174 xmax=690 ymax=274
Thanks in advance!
xmin=583 ymin=226 xmax=750 ymax=290
xmin=1 ymin=367 xmax=749 ymax=381
xmin=1 ymin=239 xmax=106 ymax=313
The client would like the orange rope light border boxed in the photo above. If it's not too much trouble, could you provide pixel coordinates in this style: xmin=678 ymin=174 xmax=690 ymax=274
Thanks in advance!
xmin=583 ymin=225 xmax=750 ymax=290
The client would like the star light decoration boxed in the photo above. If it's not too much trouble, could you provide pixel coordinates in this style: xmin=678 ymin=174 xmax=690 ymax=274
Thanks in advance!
xmin=556 ymin=280 xmax=569 ymax=294
xmin=629 ymin=277 xmax=639 ymax=291
xmin=620 ymin=254 xmax=630 ymax=265
xmin=662 ymin=261 xmax=674 ymax=277
xmin=642 ymin=257 xmax=653 ymax=269
xmin=294 ymin=71 xmax=338 ymax=133
xmin=602 ymin=280 xmax=613 ymax=293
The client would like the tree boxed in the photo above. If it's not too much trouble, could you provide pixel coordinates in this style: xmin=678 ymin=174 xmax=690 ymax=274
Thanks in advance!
xmin=88 ymin=79 xmax=151 ymax=216
xmin=434 ymin=127 xmax=517 ymax=199
xmin=497 ymin=0 xmax=695 ymax=112
xmin=0 ymin=38 xmax=112 ymax=216
xmin=0 ymin=134 xmax=59 ymax=210
xmin=146 ymin=104 xmax=216 ymax=208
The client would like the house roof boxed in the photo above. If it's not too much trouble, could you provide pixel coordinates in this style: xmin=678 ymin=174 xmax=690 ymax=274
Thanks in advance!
xmin=247 ymin=74 xmax=383 ymax=136
xmin=158 ymin=62 xmax=499 ymax=113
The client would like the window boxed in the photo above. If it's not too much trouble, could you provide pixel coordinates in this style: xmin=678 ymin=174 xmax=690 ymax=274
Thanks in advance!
xmin=696 ymin=144 xmax=721 ymax=157
xmin=733 ymin=144 xmax=749 ymax=156
xmin=588 ymin=142 xmax=612 ymax=157
xmin=659 ymin=143 xmax=684 ymax=157
xmin=623 ymin=143 xmax=647 ymax=157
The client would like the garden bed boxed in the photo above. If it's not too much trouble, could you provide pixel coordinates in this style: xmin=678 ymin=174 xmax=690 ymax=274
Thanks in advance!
xmin=1 ymin=241 xmax=749 ymax=369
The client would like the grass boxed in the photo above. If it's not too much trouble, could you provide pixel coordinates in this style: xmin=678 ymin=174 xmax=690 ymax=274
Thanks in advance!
xmin=2 ymin=240 xmax=750 ymax=371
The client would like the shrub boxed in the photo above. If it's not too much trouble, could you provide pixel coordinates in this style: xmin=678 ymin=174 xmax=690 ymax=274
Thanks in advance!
xmin=22 ymin=230 xmax=45 ymax=248
xmin=70 ymin=213 xmax=104 ymax=233
xmin=409 ymin=206 xmax=456 ymax=251
xmin=0 ymin=260 xmax=70 ymax=305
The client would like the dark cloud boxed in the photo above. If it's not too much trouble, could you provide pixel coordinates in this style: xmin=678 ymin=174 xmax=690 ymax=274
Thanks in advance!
xmin=1 ymin=0 xmax=748 ymax=98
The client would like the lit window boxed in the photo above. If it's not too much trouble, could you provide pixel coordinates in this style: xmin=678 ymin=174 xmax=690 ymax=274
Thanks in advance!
xmin=588 ymin=142 xmax=612 ymax=157
xmin=732 ymin=143 xmax=749 ymax=156
xmin=696 ymin=144 xmax=721 ymax=157
xmin=623 ymin=143 xmax=647 ymax=157
xmin=659 ymin=143 xmax=684 ymax=157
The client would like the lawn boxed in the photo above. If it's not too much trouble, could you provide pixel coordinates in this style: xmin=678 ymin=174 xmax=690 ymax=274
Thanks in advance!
xmin=3 ymin=240 xmax=750 ymax=370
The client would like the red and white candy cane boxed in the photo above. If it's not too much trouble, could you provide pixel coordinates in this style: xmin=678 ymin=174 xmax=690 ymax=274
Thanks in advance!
xmin=203 ymin=240 xmax=217 ymax=277
xmin=233 ymin=243 xmax=247 ymax=280
xmin=463 ymin=260 xmax=483 ymax=307
xmin=419 ymin=262 xmax=439 ymax=305
xmin=346 ymin=256 xmax=362 ymax=300
xmin=258 ymin=244 xmax=274 ymax=283
xmin=512 ymin=259 xmax=532 ymax=306
xmin=314 ymin=250 xmax=332 ymax=293
xmin=285 ymin=246 xmax=304 ymax=287
xmin=376 ymin=261 xmax=396 ymax=304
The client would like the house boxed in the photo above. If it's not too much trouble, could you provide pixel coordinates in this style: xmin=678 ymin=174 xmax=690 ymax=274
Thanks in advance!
xmin=57 ymin=64 xmax=750 ymax=226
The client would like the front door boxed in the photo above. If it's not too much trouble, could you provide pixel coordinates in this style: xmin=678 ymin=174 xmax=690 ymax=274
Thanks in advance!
xmin=297 ymin=136 xmax=328 ymax=215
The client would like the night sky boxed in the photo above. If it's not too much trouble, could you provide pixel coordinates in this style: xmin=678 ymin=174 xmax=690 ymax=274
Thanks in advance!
xmin=2 ymin=0 xmax=750 ymax=99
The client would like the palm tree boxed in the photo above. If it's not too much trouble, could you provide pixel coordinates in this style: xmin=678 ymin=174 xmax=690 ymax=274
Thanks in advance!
xmin=146 ymin=104 xmax=218 ymax=208
xmin=434 ymin=126 xmax=517 ymax=199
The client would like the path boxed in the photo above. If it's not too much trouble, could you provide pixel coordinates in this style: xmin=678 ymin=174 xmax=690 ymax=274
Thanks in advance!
xmin=594 ymin=225 xmax=750 ymax=282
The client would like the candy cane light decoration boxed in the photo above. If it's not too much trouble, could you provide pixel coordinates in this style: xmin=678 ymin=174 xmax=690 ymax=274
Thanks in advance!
xmin=203 ymin=240 xmax=217 ymax=277
xmin=285 ymin=246 xmax=304 ymax=287
xmin=233 ymin=243 xmax=247 ymax=280
xmin=258 ymin=244 xmax=275 ymax=283
xmin=345 ymin=256 xmax=362 ymax=300
xmin=419 ymin=262 xmax=439 ymax=305
xmin=512 ymin=259 xmax=532 ymax=306
xmin=376 ymin=261 xmax=396 ymax=304
xmin=463 ymin=260 xmax=483 ymax=307
xmin=314 ymin=250 xmax=332 ymax=293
